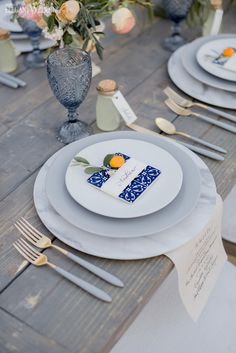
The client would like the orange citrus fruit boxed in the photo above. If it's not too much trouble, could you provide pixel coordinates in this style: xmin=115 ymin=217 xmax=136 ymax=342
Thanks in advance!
xmin=223 ymin=47 xmax=235 ymax=57
xmin=109 ymin=155 xmax=125 ymax=169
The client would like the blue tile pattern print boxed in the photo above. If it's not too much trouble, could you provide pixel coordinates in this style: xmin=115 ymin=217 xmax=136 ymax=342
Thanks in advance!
xmin=87 ymin=153 xmax=161 ymax=203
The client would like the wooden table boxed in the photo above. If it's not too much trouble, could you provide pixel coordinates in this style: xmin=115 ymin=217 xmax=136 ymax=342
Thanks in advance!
xmin=1 ymin=10 xmax=236 ymax=353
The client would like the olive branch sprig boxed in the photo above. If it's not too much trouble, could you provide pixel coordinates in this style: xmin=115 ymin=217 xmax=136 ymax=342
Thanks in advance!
xmin=72 ymin=154 xmax=117 ymax=175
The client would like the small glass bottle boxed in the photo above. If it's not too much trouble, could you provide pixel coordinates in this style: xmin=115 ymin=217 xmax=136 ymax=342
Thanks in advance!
xmin=0 ymin=29 xmax=17 ymax=73
xmin=96 ymin=79 xmax=121 ymax=131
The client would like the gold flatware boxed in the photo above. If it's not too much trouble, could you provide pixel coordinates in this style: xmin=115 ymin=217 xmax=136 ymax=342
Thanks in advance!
xmin=155 ymin=117 xmax=226 ymax=153
xmin=165 ymin=98 xmax=236 ymax=133
xmin=13 ymin=238 xmax=112 ymax=302
xmin=15 ymin=218 xmax=123 ymax=287
xmin=164 ymin=86 xmax=236 ymax=123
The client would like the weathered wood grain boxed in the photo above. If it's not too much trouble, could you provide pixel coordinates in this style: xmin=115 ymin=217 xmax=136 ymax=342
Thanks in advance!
xmin=0 ymin=171 xmax=56 ymax=292
xmin=0 ymin=309 xmax=70 ymax=353
xmin=0 ymin=6 xmax=236 ymax=353
xmin=0 ymin=240 xmax=173 ymax=353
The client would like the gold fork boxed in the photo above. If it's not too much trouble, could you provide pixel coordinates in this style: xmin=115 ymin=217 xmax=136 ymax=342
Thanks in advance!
xmin=164 ymin=86 xmax=236 ymax=123
xmin=165 ymin=98 xmax=236 ymax=134
xmin=13 ymin=238 xmax=112 ymax=302
xmin=15 ymin=218 xmax=123 ymax=287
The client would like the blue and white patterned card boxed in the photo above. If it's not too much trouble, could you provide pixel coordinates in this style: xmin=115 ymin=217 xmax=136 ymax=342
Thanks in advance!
xmin=87 ymin=153 xmax=161 ymax=203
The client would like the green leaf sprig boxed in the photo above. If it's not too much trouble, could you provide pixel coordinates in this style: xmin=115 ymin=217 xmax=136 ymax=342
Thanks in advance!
xmin=73 ymin=154 xmax=116 ymax=174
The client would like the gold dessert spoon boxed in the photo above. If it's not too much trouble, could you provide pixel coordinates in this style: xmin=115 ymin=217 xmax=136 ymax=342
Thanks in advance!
xmin=155 ymin=117 xmax=226 ymax=154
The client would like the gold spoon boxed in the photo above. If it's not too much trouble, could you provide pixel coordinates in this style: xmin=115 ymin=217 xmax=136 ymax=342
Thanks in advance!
xmin=155 ymin=117 xmax=227 ymax=154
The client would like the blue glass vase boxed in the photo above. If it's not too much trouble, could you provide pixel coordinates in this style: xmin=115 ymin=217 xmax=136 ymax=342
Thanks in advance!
xmin=162 ymin=0 xmax=193 ymax=51
xmin=46 ymin=47 xmax=92 ymax=144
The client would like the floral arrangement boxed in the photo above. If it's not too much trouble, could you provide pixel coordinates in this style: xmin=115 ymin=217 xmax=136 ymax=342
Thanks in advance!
xmin=186 ymin=0 xmax=235 ymax=27
xmin=18 ymin=0 xmax=153 ymax=59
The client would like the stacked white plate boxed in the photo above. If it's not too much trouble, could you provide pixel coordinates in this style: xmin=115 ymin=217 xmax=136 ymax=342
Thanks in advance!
xmin=168 ymin=34 xmax=236 ymax=109
xmin=0 ymin=1 xmax=55 ymax=53
xmin=34 ymin=131 xmax=217 ymax=260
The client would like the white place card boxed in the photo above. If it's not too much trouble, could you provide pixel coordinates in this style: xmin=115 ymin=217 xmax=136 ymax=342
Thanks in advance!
xmin=112 ymin=90 xmax=138 ymax=125
xmin=166 ymin=195 xmax=227 ymax=321
xmin=101 ymin=158 xmax=146 ymax=198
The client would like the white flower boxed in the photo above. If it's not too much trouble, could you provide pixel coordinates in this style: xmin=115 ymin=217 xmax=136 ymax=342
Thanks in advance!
xmin=43 ymin=27 xmax=64 ymax=41
xmin=43 ymin=6 xmax=54 ymax=16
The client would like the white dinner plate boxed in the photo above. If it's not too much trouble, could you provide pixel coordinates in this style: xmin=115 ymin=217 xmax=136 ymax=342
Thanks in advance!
xmin=181 ymin=35 xmax=236 ymax=92
xmin=45 ymin=132 xmax=201 ymax=238
xmin=10 ymin=32 xmax=28 ymax=40
xmin=34 ymin=132 xmax=216 ymax=259
xmin=0 ymin=2 xmax=22 ymax=32
xmin=12 ymin=38 xmax=56 ymax=53
xmin=65 ymin=139 xmax=183 ymax=219
xmin=168 ymin=46 xmax=236 ymax=109
xmin=196 ymin=38 xmax=236 ymax=82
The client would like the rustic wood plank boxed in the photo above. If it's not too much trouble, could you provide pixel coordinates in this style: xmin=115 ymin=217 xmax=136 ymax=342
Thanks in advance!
xmin=0 ymin=171 xmax=56 ymax=292
xmin=0 ymin=309 xmax=70 ymax=353
xmin=0 ymin=241 xmax=173 ymax=353
xmin=0 ymin=6 xmax=236 ymax=353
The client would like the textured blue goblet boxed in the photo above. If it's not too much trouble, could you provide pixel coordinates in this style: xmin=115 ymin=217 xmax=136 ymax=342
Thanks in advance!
xmin=47 ymin=47 xmax=92 ymax=144
xmin=17 ymin=18 xmax=45 ymax=68
xmin=162 ymin=0 xmax=193 ymax=51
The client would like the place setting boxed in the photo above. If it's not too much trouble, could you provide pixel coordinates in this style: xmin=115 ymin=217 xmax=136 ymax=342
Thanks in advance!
xmin=167 ymin=33 xmax=236 ymax=109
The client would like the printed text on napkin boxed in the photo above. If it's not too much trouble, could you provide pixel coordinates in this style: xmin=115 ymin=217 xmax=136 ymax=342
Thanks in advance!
xmin=166 ymin=195 xmax=227 ymax=321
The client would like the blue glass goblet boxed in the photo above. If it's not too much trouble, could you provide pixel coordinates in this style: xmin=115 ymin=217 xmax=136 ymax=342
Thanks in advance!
xmin=46 ymin=47 xmax=92 ymax=144
xmin=17 ymin=17 xmax=45 ymax=68
xmin=162 ymin=0 xmax=193 ymax=52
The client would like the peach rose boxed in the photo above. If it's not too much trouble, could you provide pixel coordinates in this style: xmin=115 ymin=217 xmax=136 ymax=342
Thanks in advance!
xmin=112 ymin=8 xmax=136 ymax=35
xmin=36 ymin=16 xmax=47 ymax=29
xmin=57 ymin=0 xmax=80 ymax=23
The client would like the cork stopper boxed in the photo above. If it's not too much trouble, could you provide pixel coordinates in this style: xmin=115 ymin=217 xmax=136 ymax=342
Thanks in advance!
xmin=97 ymin=79 xmax=118 ymax=96
xmin=211 ymin=0 xmax=222 ymax=10
xmin=0 ymin=29 xmax=9 ymax=40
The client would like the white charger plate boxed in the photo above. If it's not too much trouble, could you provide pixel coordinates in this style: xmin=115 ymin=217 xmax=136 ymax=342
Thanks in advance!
xmin=196 ymin=38 xmax=236 ymax=82
xmin=181 ymin=35 xmax=236 ymax=92
xmin=12 ymin=37 xmax=56 ymax=53
xmin=168 ymin=46 xmax=236 ymax=109
xmin=34 ymin=133 xmax=216 ymax=260
xmin=65 ymin=139 xmax=183 ymax=219
xmin=45 ymin=132 xmax=201 ymax=238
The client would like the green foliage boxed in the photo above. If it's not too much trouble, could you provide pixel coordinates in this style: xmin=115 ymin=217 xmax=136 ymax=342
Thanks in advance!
xmin=84 ymin=167 xmax=104 ymax=174
xmin=186 ymin=0 xmax=211 ymax=27
xmin=74 ymin=156 xmax=90 ymax=165
xmin=186 ymin=0 xmax=235 ymax=27
xmin=103 ymin=154 xmax=114 ymax=166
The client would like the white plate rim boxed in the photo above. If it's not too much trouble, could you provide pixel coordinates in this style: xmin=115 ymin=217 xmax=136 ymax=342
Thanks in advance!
xmin=65 ymin=139 xmax=183 ymax=219
xmin=181 ymin=35 xmax=236 ymax=92
xmin=196 ymin=38 xmax=236 ymax=82
xmin=34 ymin=133 xmax=216 ymax=260
xmin=168 ymin=45 xmax=236 ymax=110
xmin=45 ymin=132 xmax=202 ymax=238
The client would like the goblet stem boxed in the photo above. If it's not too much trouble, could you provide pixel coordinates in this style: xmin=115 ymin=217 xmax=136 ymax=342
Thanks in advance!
xmin=31 ymin=34 xmax=41 ymax=55
xmin=57 ymin=108 xmax=92 ymax=144
xmin=68 ymin=108 xmax=79 ymax=122
xmin=171 ymin=21 xmax=181 ymax=36
xmin=163 ymin=19 xmax=185 ymax=52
